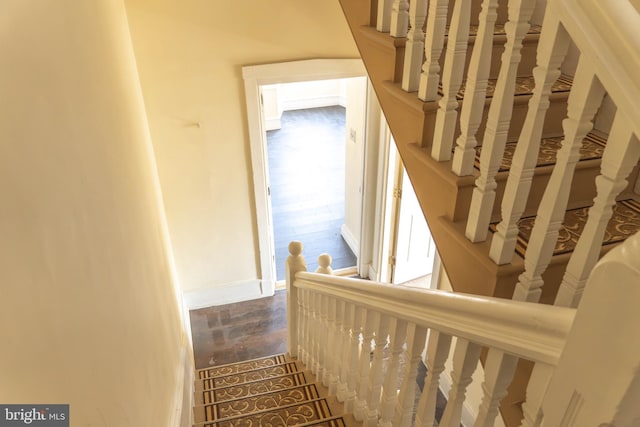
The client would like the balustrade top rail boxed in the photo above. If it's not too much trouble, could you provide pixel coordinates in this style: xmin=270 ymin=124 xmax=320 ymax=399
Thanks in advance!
xmin=292 ymin=271 xmax=575 ymax=365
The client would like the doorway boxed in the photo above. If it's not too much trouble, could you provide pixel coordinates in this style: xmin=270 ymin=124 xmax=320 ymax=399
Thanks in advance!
xmin=266 ymin=97 xmax=358 ymax=280
xmin=372 ymin=121 xmax=437 ymax=288
xmin=242 ymin=59 xmax=367 ymax=295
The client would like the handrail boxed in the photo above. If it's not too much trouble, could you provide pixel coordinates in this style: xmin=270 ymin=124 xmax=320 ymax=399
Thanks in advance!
xmin=293 ymin=271 xmax=574 ymax=365
xmin=555 ymin=0 xmax=640 ymax=138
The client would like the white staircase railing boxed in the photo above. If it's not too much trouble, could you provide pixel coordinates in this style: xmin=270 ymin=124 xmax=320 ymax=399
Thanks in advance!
xmin=286 ymin=233 xmax=640 ymax=425
xmin=286 ymin=241 xmax=573 ymax=426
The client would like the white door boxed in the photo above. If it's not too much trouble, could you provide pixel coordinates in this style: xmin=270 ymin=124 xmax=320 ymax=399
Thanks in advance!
xmin=391 ymin=167 xmax=435 ymax=285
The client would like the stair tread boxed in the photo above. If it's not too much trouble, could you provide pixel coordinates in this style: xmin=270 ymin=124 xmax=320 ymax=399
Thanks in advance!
xmin=490 ymin=198 xmax=640 ymax=258
xmin=194 ymin=397 xmax=334 ymax=426
xmin=197 ymin=354 xmax=288 ymax=378
xmin=475 ymin=131 xmax=607 ymax=172
xmin=198 ymin=372 xmax=308 ymax=402
xmin=198 ymin=362 xmax=300 ymax=390
xmin=195 ymin=383 xmax=321 ymax=422
xmin=445 ymin=74 xmax=573 ymax=101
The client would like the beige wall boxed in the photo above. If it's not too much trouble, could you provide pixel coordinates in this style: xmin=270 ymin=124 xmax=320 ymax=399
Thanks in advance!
xmin=124 ymin=0 xmax=360 ymax=293
xmin=0 ymin=1 xmax=189 ymax=424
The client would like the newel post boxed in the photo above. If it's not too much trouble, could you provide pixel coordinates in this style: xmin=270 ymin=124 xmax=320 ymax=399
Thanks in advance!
xmin=286 ymin=241 xmax=306 ymax=358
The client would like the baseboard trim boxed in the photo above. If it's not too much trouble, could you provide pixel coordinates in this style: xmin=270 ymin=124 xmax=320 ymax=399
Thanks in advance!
xmin=265 ymin=117 xmax=282 ymax=131
xmin=170 ymin=344 xmax=193 ymax=427
xmin=183 ymin=279 xmax=264 ymax=309
xmin=340 ymin=223 xmax=360 ymax=258
xmin=283 ymin=96 xmax=342 ymax=111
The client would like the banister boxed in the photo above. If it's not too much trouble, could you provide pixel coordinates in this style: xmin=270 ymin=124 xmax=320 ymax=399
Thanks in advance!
xmin=554 ymin=0 xmax=640 ymax=137
xmin=293 ymin=271 xmax=575 ymax=365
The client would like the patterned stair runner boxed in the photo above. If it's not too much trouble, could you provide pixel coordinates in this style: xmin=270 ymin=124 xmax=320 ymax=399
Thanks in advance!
xmin=193 ymin=354 xmax=351 ymax=426
xmin=490 ymin=198 xmax=640 ymax=258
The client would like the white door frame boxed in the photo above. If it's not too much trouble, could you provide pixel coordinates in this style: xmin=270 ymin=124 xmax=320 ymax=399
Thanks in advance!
xmin=242 ymin=59 xmax=366 ymax=295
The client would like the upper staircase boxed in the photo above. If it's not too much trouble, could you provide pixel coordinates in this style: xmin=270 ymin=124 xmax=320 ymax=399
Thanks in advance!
xmin=284 ymin=0 xmax=640 ymax=425
xmin=338 ymin=0 xmax=640 ymax=304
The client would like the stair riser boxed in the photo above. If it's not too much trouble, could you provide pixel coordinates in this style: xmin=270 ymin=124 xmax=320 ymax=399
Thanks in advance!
xmin=438 ymin=34 xmax=539 ymax=81
xmin=454 ymin=163 xmax=602 ymax=224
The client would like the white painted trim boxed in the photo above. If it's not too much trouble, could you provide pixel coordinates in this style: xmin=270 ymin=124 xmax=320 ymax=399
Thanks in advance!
xmin=183 ymin=279 xmax=263 ymax=309
xmin=242 ymin=59 xmax=366 ymax=292
xmin=282 ymin=95 xmax=343 ymax=111
xmin=170 ymin=343 xmax=194 ymax=427
xmin=265 ymin=117 xmax=282 ymax=131
xmin=340 ymin=223 xmax=360 ymax=258
xmin=357 ymin=81 xmax=383 ymax=279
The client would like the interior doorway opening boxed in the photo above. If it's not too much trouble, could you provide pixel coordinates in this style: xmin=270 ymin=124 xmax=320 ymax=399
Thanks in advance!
xmin=264 ymin=78 xmax=366 ymax=281
xmin=242 ymin=59 xmax=368 ymax=295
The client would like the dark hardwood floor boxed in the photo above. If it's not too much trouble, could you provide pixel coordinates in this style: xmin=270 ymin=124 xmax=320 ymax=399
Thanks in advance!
xmin=267 ymin=106 xmax=357 ymax=280
xmin=189 ymin=290 xmax=288 ymax=369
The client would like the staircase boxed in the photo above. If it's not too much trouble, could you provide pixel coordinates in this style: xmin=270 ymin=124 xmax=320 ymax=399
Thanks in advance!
xmin=189 ymin=0 xmax=640 ymax=425
xmin=330 ymin=0 xmax=640 ymax=424
xmin=192 ymin=354 xmax=360 ymax=426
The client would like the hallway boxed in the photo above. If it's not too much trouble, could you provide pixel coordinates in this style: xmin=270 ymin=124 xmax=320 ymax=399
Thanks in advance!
xmin=267 ymin=106 xmax=357 ymax=280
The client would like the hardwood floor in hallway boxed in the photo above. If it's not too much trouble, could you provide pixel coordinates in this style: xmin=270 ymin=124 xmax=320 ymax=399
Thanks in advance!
xmin=267 ymin=106 xmax=357 ymax=280
xmin=189 ymin=290 xmax=287 ymax=370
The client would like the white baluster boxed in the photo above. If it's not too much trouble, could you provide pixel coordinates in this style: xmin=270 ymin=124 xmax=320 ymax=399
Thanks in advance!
xmin=377 ymin=0 xmax=394 ymax=33
xmin=430 ymin=0 xmax=471 ymax=161
xmin=355 ymin=308 xmax=377 ymax=421
xmin=394 ymin=324 xmax=428 ymax=427
xmin=311 ymin=291 xmax=322 ymax=375
xmin=439 ymin=339 xmax=482 ymax=426
xmin=299 ymin=287 xmax=309 ymax=365
xmin=465 ymin=0 xmax=537 ymax=241
xmin=489 ymin=14 xmax=572 ymax=264
xmin=364 ymin=313 xmax=391 ymax=427
xmin=316 ymin=254 xmax=334 ymax=387
xmin=513 ymin=59 xmax=606 ymax=303
xmin=337 ymin=300 xmax=353 ymax=402
xmin=318 ymin=293 xmax=330 ymax=384
xmin=390 ymin=0 xmax=409 ymax=38
xmin=402 ymin=0 xmax=428 ymax=92
xmin=379 ymin=318 xmax=408 ymax=427
xmin=330 ymin=298 xmax=346 ymax=396
xmin=473 ymin=350 xmax=518 ymax=427
xmin=346 ymin=305 xmax=364 ymax=414
xmin=520 ymin=362 xmax=554 ymax=427
xmin=557 ymin=119 xmax=640 ymax=307
xmin=325 ymin=295 xmax=338 ymax=389
xmin=450 ymin=0 xmax=499 ymax=172
xmin=417 ymin=0 xmax=449 ymax=102
xmin=415 ymin=330 xmax=453 ymax=427
xmin=286 ymin=241 xmax=307 ymax=358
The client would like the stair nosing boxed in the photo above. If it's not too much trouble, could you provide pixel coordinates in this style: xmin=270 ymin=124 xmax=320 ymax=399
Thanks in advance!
xmin=192 ymin=396 xmax=331 ymax=426
xmin=194 ymin=382 xmax=318 ymax=409
xmin=195 ymin=353 xmax=289 ymax=373
xmin=196 ymin=369 xmax=305 ymax=392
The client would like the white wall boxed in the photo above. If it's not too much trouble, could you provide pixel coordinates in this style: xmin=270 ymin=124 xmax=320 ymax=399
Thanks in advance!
xmin=124 ymin=0 xmax=360 ymax=294
xmin=0 ymin=1 xmax=190 ymax=424
xmin=262 ymin=79 xmax=348 ymax=131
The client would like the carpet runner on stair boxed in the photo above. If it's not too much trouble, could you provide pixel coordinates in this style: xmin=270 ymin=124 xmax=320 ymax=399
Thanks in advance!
xmin=193 ymin=354 xmax=353 ymax=427
xmin=490 ymin=198 xmax=640 ymax=257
